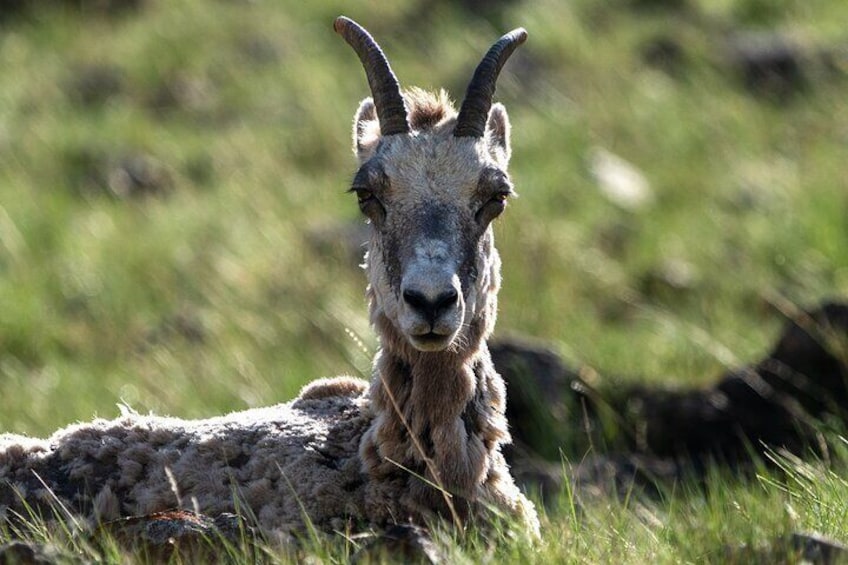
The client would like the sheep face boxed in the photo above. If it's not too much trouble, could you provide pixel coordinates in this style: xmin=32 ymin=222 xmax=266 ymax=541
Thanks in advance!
xmin=351 ymin=95 xmax=514 ymax=352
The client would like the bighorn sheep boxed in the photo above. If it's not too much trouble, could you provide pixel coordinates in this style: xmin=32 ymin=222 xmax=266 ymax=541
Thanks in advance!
xmin=0 ymin=17 xmax=539 ymax=538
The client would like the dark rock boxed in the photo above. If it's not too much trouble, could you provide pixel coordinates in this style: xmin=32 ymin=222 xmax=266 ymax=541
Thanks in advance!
xmin=727 ymin=32 xmax=808 ymax=101
xmin=107 ymin=154 xmax=173 ymax=198
xmin=351 ymin=524 xmax=443 ymax=564
xmin=64 ymin=148 xmax=173 ymax=199
xmin=759 ymin=301 xmax=848 ymax=416
xmin=493 ymin=338 xmax=578 ymax=412
xmin=791 ymin=532 xmax=848 ymax=565
xmin=641 ymin=35 xmax=687 ymax=75
xmin=184 ymin=153 xmax=215 ymax=186
xmin=619 ymin=370 xmax=808 ymax=466
xmin=595 ymin=219 xmax=638 ymax=259
xmin=0 ymin=541 xmax=60 ymax=565
xmin=149 ymin=72 xmax=217 ymax=117
xmin=572 ymin=454 xmax=683 ymax=499
xmin=97 ymin=510 xmax=255 ymax=560
xmin=509 ymin=457 xmax=566 ymax=505
xmin=591 ymin=301 xmax=846 ymax=466
xmin=493 ymin=300 xmax=848 ymax=500
xmin=491 ymin=337 xmax=583 ymax=461
xmin=721 ymin=532 xmax=848 ymax=565
xmin=65 ymin=64 xmax=125 ymax=107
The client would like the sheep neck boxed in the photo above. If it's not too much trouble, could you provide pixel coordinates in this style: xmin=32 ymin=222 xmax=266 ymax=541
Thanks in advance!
xmin=359 ymin=299 xmax=510 ymax=512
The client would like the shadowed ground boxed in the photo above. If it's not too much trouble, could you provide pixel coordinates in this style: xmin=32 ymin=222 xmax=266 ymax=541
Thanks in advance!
xmin=496 ymin=300 xmax=848 ymax=499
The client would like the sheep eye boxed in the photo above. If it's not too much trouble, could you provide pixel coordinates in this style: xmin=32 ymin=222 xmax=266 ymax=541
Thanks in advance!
xmin=352 ymin=187 xmax=374 ymax=205
xmin=348 ymin=184 xmax=386 ymax=224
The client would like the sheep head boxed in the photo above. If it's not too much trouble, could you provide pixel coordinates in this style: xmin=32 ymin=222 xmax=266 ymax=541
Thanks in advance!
xmin=335 ymin=17 xmax=526 ymax=354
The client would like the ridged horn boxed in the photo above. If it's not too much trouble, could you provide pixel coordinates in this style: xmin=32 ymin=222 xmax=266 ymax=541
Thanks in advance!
xmin=454 ymin=28 xmax=527 ymax=138
xmin=334 ymin=16 xmax=409 ymax=136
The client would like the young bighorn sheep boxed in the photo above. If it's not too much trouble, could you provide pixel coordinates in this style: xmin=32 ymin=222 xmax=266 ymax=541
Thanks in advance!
xmin=0 ymin=17 xmax=538 ymax=538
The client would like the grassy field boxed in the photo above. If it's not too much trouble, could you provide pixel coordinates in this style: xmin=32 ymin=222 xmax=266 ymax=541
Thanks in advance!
xmin=1 ymin=0 xmax=847 ymax=561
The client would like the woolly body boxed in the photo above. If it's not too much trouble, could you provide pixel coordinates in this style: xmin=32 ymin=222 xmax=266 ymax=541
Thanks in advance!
xmin=0 ymin=378 xmax=372 ymax=534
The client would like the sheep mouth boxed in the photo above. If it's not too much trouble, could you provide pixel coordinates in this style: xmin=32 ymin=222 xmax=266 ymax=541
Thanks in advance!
xmin=408 ymin=331 xmax=454 ymax=352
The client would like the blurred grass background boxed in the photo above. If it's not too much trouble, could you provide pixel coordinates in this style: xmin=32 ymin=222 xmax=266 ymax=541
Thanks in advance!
xmin=0 ymin=0 xmax=846 ymax=446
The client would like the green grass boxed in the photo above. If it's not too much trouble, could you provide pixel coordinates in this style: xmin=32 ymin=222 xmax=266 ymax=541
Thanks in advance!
xmin=1 ymin=0 xmax=847 ymax=561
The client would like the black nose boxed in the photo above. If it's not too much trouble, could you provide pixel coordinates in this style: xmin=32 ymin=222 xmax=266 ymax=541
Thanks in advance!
xmin=402 ymin=288 xmax=459 ymax=324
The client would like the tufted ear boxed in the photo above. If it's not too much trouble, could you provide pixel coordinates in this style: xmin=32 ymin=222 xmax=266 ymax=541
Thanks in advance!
xmin=353 ymin=98 xmax=381 ymax=163
xmin=485 ymin=103 xmax=511 ymax=167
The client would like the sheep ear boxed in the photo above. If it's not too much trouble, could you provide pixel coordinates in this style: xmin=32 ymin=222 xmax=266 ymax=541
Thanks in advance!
xmin=485 ymin=103 xmax=511 ymax=166
xmin=353 ymin=98 xmax=381 ymax=163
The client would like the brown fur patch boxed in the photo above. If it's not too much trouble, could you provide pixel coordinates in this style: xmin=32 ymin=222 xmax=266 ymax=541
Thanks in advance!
xmin=404 ymin=88 xmax=455 ymax=132
xmin=297 ymin=376 xmax=368 ymax=401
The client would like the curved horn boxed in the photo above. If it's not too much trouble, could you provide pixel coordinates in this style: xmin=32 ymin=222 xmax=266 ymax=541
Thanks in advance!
xmin=454 ymin=28 xmax=527 ymax=138
xmin=334 ymin=16 xmax=409 ymax=136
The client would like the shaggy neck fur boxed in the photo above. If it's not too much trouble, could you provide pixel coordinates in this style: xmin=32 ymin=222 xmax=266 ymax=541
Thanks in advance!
xmin=359 ymin=227 xmax=510 ymax=520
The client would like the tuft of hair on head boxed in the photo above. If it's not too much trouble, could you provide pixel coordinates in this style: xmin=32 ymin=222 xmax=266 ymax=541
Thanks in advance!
xmin=404 ymin=88 xmax=456 ymax=132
